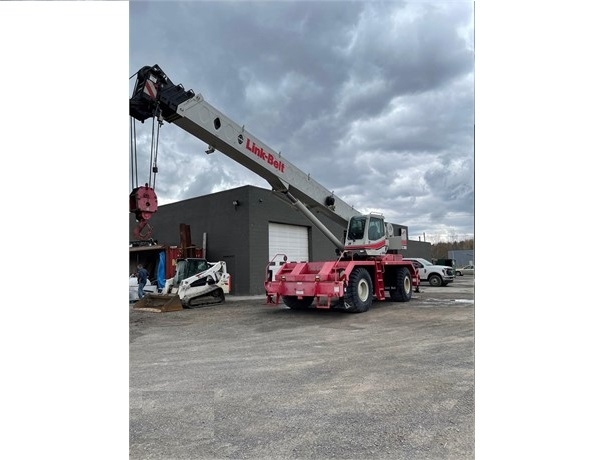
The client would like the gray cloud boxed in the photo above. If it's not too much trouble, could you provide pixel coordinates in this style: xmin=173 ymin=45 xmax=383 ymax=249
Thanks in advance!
xmin=130 ymin=1 xmax=474 ymax=241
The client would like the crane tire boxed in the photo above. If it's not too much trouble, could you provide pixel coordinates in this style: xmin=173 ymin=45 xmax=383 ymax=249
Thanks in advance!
xmin=344 ymin=268 xmax=373 ymax=313
xmin=282 ymin=296 xmax=314 ymax=310
xmin=389 ymin=267 xmax=412 ymax=302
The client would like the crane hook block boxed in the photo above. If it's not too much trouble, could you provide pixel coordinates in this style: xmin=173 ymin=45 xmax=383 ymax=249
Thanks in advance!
xmin=130 ymin=185 xmax=158 ymax=239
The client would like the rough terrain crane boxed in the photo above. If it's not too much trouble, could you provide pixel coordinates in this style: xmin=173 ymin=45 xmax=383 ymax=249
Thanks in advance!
xmin=129 ymin=64 xmax=419 ymax=313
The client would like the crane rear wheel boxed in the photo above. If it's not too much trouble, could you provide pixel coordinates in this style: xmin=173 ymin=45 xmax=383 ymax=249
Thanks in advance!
xmin=389 ymin=267 xmax=412 ymax=302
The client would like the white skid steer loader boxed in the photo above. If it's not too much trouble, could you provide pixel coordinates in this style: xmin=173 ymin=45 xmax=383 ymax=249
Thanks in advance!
xmin=132 ymin=258 xmax=230 ymax=312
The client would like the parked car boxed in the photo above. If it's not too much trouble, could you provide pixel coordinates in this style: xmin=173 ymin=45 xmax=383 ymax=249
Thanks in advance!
xmin=129 ymin=275 xmax=157 ymax=302
xmin=455 ymin=265 xmax=475 ymax=276
xmin=403 ymin=257 xmax=455 ymax=287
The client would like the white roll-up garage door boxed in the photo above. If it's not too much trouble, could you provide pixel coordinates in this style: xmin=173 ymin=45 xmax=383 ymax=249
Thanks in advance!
xmin=268 ymin=222 xmax=309 ymax=266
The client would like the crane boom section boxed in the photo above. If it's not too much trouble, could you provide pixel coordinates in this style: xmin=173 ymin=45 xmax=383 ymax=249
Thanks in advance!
xmin=130 ymin=65 xmax=360 ymax=227
xmin=173 ymin=95 xmax=360 ymax=225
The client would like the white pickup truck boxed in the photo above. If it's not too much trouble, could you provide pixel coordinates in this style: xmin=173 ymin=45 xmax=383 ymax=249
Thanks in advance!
xmin=403 ymin=257 xmax=455 ymax=287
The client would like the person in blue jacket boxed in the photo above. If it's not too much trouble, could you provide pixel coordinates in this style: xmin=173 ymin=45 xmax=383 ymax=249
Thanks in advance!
xmin=137 ymin=264 xmax=149 ymax=299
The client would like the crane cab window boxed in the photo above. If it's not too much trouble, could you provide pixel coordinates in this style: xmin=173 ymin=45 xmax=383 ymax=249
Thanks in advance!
xmin=347 ymin=216 xmax=367 ymax=240
xmin=367 ymin=216 xmax=384 ymax=241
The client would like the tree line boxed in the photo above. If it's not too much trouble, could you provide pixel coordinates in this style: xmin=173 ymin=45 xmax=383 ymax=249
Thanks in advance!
xmin=430 ymin=238 xmax=474 ymax=260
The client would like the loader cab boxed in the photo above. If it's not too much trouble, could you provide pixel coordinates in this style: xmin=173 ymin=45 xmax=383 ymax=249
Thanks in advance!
xmin=173 ymin=258 xmax=212 ymax=284
xmin=344 ymin=213 xmax=388 ymax=257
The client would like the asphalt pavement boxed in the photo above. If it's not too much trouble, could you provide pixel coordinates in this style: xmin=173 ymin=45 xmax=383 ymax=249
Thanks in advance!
xmin=130 ymin=276 xmax=474 ymax=459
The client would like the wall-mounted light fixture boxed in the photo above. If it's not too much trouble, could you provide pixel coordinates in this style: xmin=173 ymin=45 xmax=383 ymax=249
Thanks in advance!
xmin=232 ymin=199 xmax=240 ymax=210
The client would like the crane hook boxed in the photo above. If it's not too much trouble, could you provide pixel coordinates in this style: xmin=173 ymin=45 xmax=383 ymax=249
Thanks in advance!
xmin=129 ymin=183 xmax=158 ymax=240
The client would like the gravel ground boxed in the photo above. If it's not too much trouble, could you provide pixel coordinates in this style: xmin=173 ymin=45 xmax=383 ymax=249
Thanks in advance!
xmin=130 ymin=277 xmax=474 ymax=459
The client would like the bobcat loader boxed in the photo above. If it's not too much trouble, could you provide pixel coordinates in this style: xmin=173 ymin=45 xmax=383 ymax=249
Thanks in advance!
xmin=132 ymin=258 xmax=230 ymax=312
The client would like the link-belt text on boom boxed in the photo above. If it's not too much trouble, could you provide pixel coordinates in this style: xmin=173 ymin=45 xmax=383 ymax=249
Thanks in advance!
xmin=245 ymin=138 xmax=285 ymax=173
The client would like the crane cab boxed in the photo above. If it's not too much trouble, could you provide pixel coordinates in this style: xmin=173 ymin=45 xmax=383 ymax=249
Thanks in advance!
xmin=344 ymin=213 xmax=389 ymax=257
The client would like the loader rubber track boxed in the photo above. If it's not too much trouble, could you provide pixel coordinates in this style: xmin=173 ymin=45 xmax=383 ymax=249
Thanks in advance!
xmin=184 ymin=290 xmax=225 ymax=308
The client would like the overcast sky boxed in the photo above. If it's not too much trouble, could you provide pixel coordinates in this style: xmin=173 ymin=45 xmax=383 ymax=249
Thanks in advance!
xmin=130 ymin=1 xmax=474 ymax=242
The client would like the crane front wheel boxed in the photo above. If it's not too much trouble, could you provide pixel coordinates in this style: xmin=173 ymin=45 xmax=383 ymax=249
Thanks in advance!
xmin=344 ymin=268 xmax=373 ymax=313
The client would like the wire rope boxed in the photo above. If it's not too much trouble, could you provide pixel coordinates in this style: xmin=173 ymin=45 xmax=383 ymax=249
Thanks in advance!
xmin=130 ymin=117 xmax=138 ymax=189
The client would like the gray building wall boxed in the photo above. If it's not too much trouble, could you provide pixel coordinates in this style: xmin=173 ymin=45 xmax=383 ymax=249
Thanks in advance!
xmin=130 ymin=186 xmax=251 ymax=294
xmin=129 ymin=185 xmax=432 ymax=295
xmin=448 ymin=250 xmax=475 ymax=267
xmin=400 ymin=240 xmax=433 ymax=261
